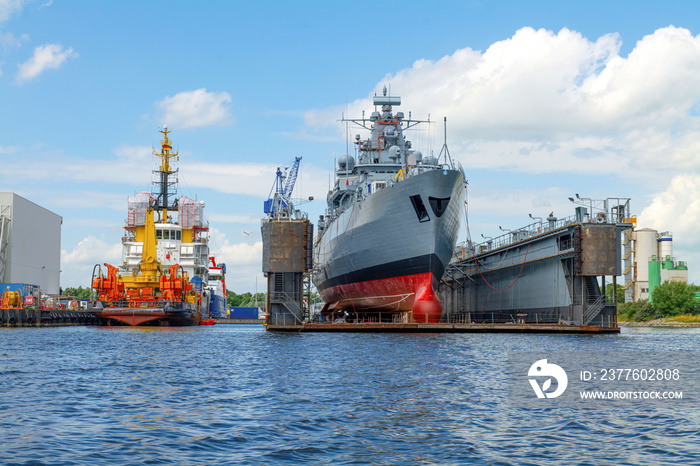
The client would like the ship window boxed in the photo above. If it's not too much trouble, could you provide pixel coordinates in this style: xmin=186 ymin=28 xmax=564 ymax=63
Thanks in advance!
xmin=428 ymin=197 xmax=450 ymax=218
xmin=410 ymin=195 xmax=430 ymax=223
xmin=176 ymin=230 xmax=181 ymax=240
xmin=156 ymin=229 xmax=163 ymax=239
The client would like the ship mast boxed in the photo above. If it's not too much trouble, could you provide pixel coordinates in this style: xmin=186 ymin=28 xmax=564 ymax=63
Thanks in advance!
xmin=152 ymin=125 xmax=179 ymax=223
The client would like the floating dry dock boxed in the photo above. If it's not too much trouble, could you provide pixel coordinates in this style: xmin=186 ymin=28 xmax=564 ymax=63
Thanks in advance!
xmin=263 ymin=195 xmax=631 ymax=334
xmin=266 ymin=322 xmax=619 ymax=333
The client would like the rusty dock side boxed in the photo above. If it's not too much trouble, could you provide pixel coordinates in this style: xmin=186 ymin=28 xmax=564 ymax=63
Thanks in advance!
xmin=266 ymin=322 xmax=620 ymax=334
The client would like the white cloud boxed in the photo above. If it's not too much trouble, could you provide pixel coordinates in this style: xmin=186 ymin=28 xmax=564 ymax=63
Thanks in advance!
xmin=0 ymin=146 xmax=153 ymax=191
xmin=0 ymin=141 xmax=329 ymax=215
xmin=157 ymin=88 xmax=232 ymax=129
xmin=61 ymin=236 xmax=122 ymax=287
xmin=208 ymin=212 xmax=262 ymax=224
xmin=0 ymin=144 xmax=19 ymax=154
xmin=179 ymin=159 xmax=329 ymax=201
xmin=208 ymin=229 xmax=262 ymax=266
xmin=0 ymin=0 xmax=27 ymax=22
xmin=305 ymin=26 xmax=700 ymax=180
xmin=0 ymin=30 xmax=27 ymax=48
xmin=206 ymin=228 xmax=265 ymax=292
xmin=16 ymin=43 xmax=77 ymax=83
xmin=637 ymin=175 xmax=700 ymax=284
xmin=638 ymin=174 xmax=700 ymax=243
xmin=49 ymin=191 xmax=127 ymax=212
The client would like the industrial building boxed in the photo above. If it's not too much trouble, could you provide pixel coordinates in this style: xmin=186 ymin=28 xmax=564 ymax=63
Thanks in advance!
xmin=625 ymin=228 xmax=688 ymax=302
xmin=0 ymin=193 xmax=62 ymax=294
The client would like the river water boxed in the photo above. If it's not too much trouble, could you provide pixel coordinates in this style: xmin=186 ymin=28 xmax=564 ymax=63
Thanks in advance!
xmin=1 ymin=325 xmax=699 ymax=465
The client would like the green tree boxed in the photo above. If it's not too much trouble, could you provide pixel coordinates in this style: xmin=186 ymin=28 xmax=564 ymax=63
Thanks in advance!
xmin=227 ymin=291 xmax=265 ymax=308
xmin=618 ymin=300 xmax=657 ymax=321
xmin=63 ymin=286 xmax=92 ymax=300
xmin=605 ymin=283 xmax=625 ymax=304
xmin=652 ymin=281 xmax=699 ymax=317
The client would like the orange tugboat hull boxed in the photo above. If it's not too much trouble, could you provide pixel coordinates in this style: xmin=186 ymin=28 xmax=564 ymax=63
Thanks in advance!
xmin=93 ymin=308 xmax=198 ymax=326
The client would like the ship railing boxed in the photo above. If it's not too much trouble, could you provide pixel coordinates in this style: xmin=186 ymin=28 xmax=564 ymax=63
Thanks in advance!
xmin=269 ymin=291 xmax=304 ymax=325
xmin=269 ymin=291 xmax=302 ymax=303
xmin=455 ymin=215 xmax=579 ymax=260
xmin=96 ymin=300 xmax=169 ymax=309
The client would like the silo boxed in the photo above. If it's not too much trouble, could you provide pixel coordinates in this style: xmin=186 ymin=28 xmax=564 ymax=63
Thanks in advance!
xmin=634 ymin=228 xmax=659 ymax=299
xmin=658 ymin=233 xmax=673 ymax=261
xmin=648 ymin=260 xmax=661 ymax=304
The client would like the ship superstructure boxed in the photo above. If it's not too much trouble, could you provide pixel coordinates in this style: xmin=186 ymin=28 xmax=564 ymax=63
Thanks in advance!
xmin=312 ymin=88 xmax=466 ymax=323
xmin=88 ymin=126 xmax=207 ymax=326
xmin=206 ymin=256 xmax=227 ymax=318
xmin=121 ymin=126 xmax=210 ymax=284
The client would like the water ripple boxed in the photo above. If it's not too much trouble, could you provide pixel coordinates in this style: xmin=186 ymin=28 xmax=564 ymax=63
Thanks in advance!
xmin=1 ymin=326 xmax=699 ymax=464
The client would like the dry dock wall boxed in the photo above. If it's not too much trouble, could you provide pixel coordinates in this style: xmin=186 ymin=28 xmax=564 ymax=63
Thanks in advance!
xmin=438 ymin=223 xmax=624 ymax=327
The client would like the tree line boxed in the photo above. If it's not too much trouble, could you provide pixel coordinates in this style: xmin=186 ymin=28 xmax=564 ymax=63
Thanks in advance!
xmin=227 ymin=291 xmax=265 ymax=308
xmin=614 ymin=281 xmax=700 ymax=321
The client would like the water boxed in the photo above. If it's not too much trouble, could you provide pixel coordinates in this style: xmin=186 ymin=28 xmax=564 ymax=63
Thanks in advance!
xmin=2 ymin=325 xmax=699 ymax=465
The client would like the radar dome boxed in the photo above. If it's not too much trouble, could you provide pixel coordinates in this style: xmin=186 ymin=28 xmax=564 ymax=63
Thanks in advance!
xmin=423 ymin=155 xmax=438 ymax=166
xmin=388 ymin=145 xmax=400 ymax=160
xmin=338 ymin=155 xmax=355 ymax=171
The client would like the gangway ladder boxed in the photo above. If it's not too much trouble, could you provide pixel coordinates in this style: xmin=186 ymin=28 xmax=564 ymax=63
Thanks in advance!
xmin=583 ymin=295 xmax=606 ymax=326
xmin=582 ymin=276 xmax=605 ymax=325
xmin=621 ymin=227 xmax=635 ymax=302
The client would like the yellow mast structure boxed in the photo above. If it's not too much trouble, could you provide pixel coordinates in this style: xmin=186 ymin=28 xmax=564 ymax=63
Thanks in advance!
xmin=153 ymin=125 xmax=179 ymax=224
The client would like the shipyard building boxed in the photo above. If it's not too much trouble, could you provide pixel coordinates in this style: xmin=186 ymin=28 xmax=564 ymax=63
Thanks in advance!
xmin=0 ymin=193 xmax=62 ymax=294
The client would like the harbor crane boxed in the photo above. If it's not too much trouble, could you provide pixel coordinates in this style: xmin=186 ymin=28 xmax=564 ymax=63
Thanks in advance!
xmin=261 ymin=155 xmax=313 ymax=327
xmin=264 ymin=156 xmax=302 ymax=219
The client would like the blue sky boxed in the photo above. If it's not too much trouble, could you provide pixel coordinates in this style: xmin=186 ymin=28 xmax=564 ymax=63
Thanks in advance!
xmin=1 ymin=0 xmax=700 ymax=292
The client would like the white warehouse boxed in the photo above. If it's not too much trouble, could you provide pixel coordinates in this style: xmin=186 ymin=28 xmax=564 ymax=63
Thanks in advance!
xmin=0 ymin=193 xmax=62 ymax=294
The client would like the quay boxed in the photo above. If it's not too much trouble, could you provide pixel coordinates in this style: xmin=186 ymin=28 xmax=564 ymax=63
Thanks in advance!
xmin=216 ymin=318 xmax=265 ymax=324
xmin=0 ymin=309 xmax=103 ymax=327
xmin=266 ymin=322 xmax=619 ymax=333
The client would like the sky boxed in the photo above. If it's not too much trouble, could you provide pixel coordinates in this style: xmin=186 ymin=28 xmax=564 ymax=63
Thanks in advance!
xmin=1 ymin=0 xmax=700 ymax=293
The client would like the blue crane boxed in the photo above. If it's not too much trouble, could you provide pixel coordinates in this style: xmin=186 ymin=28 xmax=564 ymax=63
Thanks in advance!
xmin=264 ymin=156 xmax=302 ymax=218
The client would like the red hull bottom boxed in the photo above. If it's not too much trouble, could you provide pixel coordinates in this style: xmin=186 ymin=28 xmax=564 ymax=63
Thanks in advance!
xmin=319 ymin=272 xmax=442 ymax=323
xmin=94 ymin=309 xmax=198 ymax=326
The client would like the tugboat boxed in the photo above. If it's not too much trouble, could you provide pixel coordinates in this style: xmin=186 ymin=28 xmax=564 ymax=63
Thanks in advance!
xmin=312 ymin=88 xmax=466 ymax=323
xmin=206 ymin=256 xmax=227 ymax=319
xmin=88 ymin=126 xmax=205 ymax=326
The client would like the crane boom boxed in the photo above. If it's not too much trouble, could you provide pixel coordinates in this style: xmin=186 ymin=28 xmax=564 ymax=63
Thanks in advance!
xmin=264 ymin=156 xmax=302 ymax=219
xmin=282 ymin=157 xmax=301 ymax=202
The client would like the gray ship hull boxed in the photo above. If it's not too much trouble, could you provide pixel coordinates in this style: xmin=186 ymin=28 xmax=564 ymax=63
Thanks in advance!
xmin=313 ymin=169 xmax=465 ymax=322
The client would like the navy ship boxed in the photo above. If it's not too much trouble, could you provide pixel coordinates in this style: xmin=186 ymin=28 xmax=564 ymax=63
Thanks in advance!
xmin=313 ymin=88 xmax=465 ymax=323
